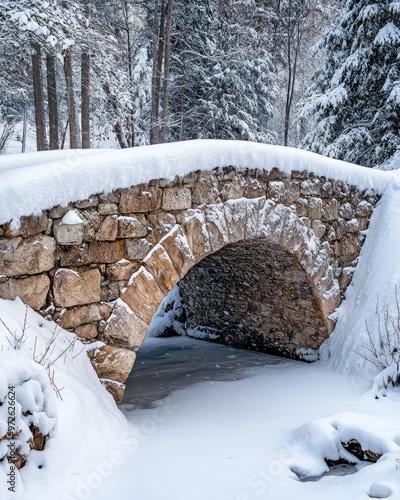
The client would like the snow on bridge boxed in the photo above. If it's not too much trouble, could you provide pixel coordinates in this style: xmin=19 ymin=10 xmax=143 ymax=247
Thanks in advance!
xmin=0 ymin=140 xmax=399 ymax=401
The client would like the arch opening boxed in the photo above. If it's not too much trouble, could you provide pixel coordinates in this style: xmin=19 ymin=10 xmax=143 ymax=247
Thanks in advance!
xmin=153 ymin=237 xmax=330 ymax=360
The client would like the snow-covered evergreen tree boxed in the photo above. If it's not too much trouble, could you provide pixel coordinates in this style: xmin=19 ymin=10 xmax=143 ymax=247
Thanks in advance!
xmin=299 ymin=0 xmax=400 ymax=168
xmin=167 ymin=0 xmax=278 ymax=143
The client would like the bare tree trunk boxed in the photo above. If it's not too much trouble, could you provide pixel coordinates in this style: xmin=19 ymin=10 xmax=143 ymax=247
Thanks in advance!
xmin=114 ymin=122 xmax=129 ymax=148
xmin=21 ymin=105 xmax=27 ymax=153
xmin=0 ymin=121 xmax=14 ymax=153
xmin=150 ymin=0 xmax=160 ymax=144
xmin=161 ymin=0 xmax=173 ymax=144
xmin=46 ymin=53 xmax=59 ymax=150
xmin=61 ymin=118 xmax=69 ymax=149
xmin=31 ymin=43 xmax=48 ymax=151
xmin=123 ymin=0 xmax=135 ymax=146
xmin=150 ymin=0 xmax=166 ymax=144
xmin=81 ymin=50 xmax=91 ymax=148
xmin=63 ymin=50 xmax=78 ymax=149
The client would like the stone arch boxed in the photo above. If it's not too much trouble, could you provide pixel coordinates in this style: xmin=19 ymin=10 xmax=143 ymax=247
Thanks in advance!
xmin=0 ymin=163 xmax=379 ymax=402
xmin=104 ymin=195 xmax=340 ymax=360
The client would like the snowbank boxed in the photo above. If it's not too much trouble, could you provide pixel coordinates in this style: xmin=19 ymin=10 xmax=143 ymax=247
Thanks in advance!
xmin=320 ymin=180 xmax=400 ymax=377
xmin=0 ymin=140 xmax=397 ymax=226
xmin=0 ymin=298 xmax=135 ymax=500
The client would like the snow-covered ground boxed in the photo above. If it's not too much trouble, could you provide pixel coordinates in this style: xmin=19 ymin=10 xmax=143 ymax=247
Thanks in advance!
xmin=92 ymin=335 xmax=400 ymax=500
xmin=1 ymin=141 xmax=400 ymax=499
xmin=0 ymin=298 xmax=135 ymax=500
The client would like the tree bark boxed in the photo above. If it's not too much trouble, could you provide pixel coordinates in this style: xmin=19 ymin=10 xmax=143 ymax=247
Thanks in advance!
xmin=21 ymin=104 xmax=28 ymax=153
xmin=150 ymin=0 xmax=167 ymax=144
xmin=64 ymin=50 xmax=78 ymax=149
xmin=31 ymin=43 xmax=48 ymax=151
xmin=46 ymin=53 xmax=59 ymax=150
xmin=161 ymin=0 xmax=173 ymax=143
xmin=114 ymin=122 xmax=129 ymax=148
xmin=81 ymin=50 xmax=91 ymax=148
xmin=150 ymin=0 xmax=160 ymax=144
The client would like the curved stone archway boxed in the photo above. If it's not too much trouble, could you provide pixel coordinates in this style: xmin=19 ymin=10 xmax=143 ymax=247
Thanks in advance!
xmin=105 ymin=197 xmax=339 ymax=360
xmin=0 ymin=164 xmax=379 ymax=401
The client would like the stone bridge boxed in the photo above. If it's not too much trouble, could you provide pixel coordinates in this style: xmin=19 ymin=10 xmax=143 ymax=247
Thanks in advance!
xmin=0 ymin=159 xmax=379 ymax=402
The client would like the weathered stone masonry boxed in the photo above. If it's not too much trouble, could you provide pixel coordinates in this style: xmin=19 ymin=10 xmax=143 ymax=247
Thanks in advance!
xmin=0 ymin=166 xmax=379 ymax=402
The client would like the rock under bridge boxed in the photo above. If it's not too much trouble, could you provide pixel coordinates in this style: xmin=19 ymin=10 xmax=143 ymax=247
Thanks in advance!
xmin=0 ymin=141 xmax=382 ymax=402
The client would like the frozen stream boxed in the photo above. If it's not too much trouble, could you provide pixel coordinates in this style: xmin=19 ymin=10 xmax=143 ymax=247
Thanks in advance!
xmin=121 ymin=335 xmax=286 ymax=411
xmin=93 ymin=335 xmax=400 ymax=500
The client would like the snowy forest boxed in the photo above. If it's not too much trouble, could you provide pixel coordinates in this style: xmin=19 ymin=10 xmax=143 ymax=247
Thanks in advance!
xmin=1 ymin=1 xmax=400 ymax=170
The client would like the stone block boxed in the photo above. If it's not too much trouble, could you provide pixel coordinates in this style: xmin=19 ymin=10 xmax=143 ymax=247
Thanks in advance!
xmin=320 ymin=182 xmax=333 ymax=198
xmin=54 ymin=219 xmax=84 ymax=246
xmin=143 ymin=245 xmax=180 ymax=294
xmin=96 ymin=216 xmax=118 ymax=241
xmin=191 ymin=172 xmax=221 ymax=205
xmin=356 ymin=217 xmax=368 ymax=231
xmin=160 ymin=226 xmax=195 ymax=277
xmin=107 ymin=260 xmax=139 ymax=281
xmin=89 ymin=345 xmax=136 ymax=384
xmin=223 ymin=199 xmax=247 ymax=243
xmin=204 ymin=204 xmax=229 ymax=253
xmin=295 ymin=198 xmax=308 ymax=217
xmin=182 ymin=209 xmax=211 ymax=263
xmin=268 ymin=181 xmax=286 ymax=203
xmin=308 ymin=198 xmax=322 ymax=220
xmin=105 ymin=300 xmax=148 ymax=350
xmin=117 ymin=216 xmax=147 ymax=238
xmin=53 ymin=268 xmax=101 ymax=307
xmin=75 ymin=324 xmax=98 ymax=340
xmin=321 ymin=198 xmax=339 ymax=221
xmin=339 ymin=267 xmax=354 ymax=290
xmin=87 ymin=241 xmax=125 ymax=263
xmin=220 ymin=177 xmax=245 ymax=202
xmin=119 ymin=185 xmax=162 ymax=213
xmin=356 ymin=201 xmax=373 ymax=217
xmin=344 ymin=218 xmax=359 ymax=234
xmin=80 ymin=210 xmax=103 ymax=241
xmin=147 ymin=212 xmax=176 ymax=244
xmin=98 ymin=203 xmax=118 ymax=216
xmin=0 ymin=234 xmax=56 ymax=277
xmin=100 ymin=380 xmax=125 ymax=404
xmin=243 ymin=178 xmax=266 ymax=199
xmin=332 ymin=218 xmax=345 ymax=240
xmin=49 ymin=205 xmax=70 ymax=219
xmin=60 ymin=244 xmax=89 ymax=267
xmin=100 ymin=281 xmax=120 ymax=302
xmin=74 ymin=195 xmax=98 ymax=209
xmin=300 ymin=178 xmax=321 ymax=196
xmin=5 ymin=213 xmax=48 ymax=238
xmin=0 ymin=274 xmax=50 ymax=310
xmin=121 ymin=267 xmax=164 ymax=323
xmin=182 ymin=171 xmax=197 ymax=187
xmin=58 ymin=303 xmax=112 ymax=329
xmin=244 ymin=196 xmax=265 ymax=240
xmin=338 ymin=202 xmax=354 ymax=220
xmin=124 ymin=238 xmax=152 ymax=261
xmin=162 ymin=187 xmax=192 ymax=210
xmin=334 ymin=236 xmax=360 ymax=258
xmin=311 ymin=220 xmax=326 ymax=239
xmin=325 ymin=226 xmax=337 ymax=241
